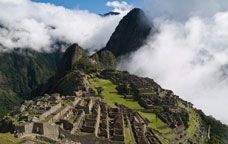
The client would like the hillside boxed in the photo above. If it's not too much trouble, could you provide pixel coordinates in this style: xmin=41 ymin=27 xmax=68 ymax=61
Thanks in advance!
xmin=0 ymin=42 xmax=228 ymax=144
xmin=0 ymin=48 xmax=63 ymax=116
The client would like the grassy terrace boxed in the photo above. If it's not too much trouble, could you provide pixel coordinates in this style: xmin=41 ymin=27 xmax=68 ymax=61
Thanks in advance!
xmin=0 ymin=133 xmax=22 ymax=144
xmin=124 ymin=118 xmax=136 ymax=144
xmin=0 ymin=133 xmax=48 ymax=144
xmin=138 ymin=111 xmax=176 ymax=143
xmin=138 ymin=112 xmax=172 ymax=134
xmin=88 ymin=76 xmax=174 ymax=143
xmin=187 ymin=109 xmax=200 ymax=136
xmin=178 ymin=101 xmax=206 ymax=143
xmin=186 ymin=109 xmax=206 ymax=143
xmin=124 ymin=126 xmax=135 ymax=144
xmin=88 ymin=76 xmax=143 ymax=110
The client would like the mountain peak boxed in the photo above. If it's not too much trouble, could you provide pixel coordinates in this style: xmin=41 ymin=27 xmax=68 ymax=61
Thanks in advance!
xmin=56 ymin=43 xmax=86 ymax=78
xmin=102 ymin=8 xmax=154 ymax=57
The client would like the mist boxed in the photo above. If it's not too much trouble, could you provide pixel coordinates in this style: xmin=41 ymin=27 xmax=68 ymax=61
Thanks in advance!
xmin=120 ymin=0 xmax=228 ymax=124
xmin=0 ymin=0 xmax=131 ymax=52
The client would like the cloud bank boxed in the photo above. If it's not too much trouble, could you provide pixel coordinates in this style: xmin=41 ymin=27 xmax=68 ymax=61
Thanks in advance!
xmin=144 ymin=0 xmax=228 ymax=21
xmin=120 ymin=0 xmax=228 ymax=124
xmin=0 ymin=0 xmax=131 ymax=51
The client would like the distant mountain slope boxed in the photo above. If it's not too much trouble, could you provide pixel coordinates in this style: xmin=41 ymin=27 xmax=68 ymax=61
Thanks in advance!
xmin=0 ymin=48 xmax=63 ymax=116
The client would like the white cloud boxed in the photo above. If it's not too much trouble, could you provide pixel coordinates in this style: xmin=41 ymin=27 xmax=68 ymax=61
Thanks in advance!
xmin=106 ymin=1 xmax=133 ymax=13
xmin=120 ymin=2 xmax=228 ymax=123
xmin=144 ymin=0 xmax=228 ymax=21
xmin=0 ymin=0 xmax=127 ymax=51
xmin=0 ymin=0 xmax=28 ymax=4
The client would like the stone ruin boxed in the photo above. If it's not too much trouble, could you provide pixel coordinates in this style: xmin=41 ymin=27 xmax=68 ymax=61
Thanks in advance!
xmin=0 ymin=70 xmax=207 ymax=143
xmin=99 ymin=70 xmax=196 ymax=143
xmin=3 ymin=91 xmax=164 ymax=144
xmin=123 ymin=106 xmax=161 ymax=144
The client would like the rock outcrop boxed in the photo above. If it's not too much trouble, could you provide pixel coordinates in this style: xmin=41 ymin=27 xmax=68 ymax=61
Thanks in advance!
xmin=56 ymin=43 xmax=87 ymax=78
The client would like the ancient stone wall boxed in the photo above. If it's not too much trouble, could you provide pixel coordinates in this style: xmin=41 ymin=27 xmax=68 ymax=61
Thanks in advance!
xmin=43 ymin=123 xmax=59 ymax=140
xmin=71 ymin=110 xmax=85 ymax=134
xmin=59 ymin=128 xmax=112 ymax=144
xmin=49 ymin=105 xmax=71 ymax=123
xmin=40 ymin=103 xmax=62 ymax=120
xmin=24 ymin=123 xmax=33 ymax=135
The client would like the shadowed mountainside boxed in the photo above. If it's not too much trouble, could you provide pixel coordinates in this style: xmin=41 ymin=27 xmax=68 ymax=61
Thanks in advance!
xmin=101 ymin=8 xmax=154 ymax=57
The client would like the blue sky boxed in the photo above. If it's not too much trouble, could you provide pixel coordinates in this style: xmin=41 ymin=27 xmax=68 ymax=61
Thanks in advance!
xmin=32 ymin=0 xmax=142 ymax=14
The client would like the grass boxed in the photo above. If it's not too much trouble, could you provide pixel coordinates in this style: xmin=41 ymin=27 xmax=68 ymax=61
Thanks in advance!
xmin=187 ymin=109 xmax=200 ymax=138
xmin=0 ymin=133 xmax=52 ymax=144
xmin=0 ymin=133 xmax=22 ymax=144
xmin=88 ymin=77 xmax=143 ymax=110
xmin=156 ymin=134 xmax=173 ymax=144
xmin=178 ymin=101 xmax=201 ymax=140
xmin=138 ymin=112 xmax=172 ymax=134
xmin=0 ymin=89 xmax=22 ymax=117
xmin=179 ymin=101 xmax=206 ymax=143
xmin=138 ymin=112 xmax=176 ymax=143
xmin=124 ymin=127 xmax=135 ymax=144
xmin=124 ymin=118 xmax=136 ymax=144
xmin=78 ymin=132 xmax=93 ymax=136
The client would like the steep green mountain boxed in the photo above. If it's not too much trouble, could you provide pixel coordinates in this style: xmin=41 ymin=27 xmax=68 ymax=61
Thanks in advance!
xmin=39 ymin=43 xmax=117 ymax=96
xmin=101 ymin=8 xmax=154 ymax=57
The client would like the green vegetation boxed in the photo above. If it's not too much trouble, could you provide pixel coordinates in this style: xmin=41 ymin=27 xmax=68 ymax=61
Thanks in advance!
xmin=51 ymin=71 xmax=86 ymax=95
xmin=0 ymin=89 xmax=22 ymax=117
xmin=124 ymin=127 xmax=135 ymax=144
xmin=156 ymin=136 xmax=172 ymax=144
xmin=0 ymin=133 xmax=49 ymax=144
xmin=186 ymin=109 xmax=208 ymax=143
xmin=0 ymin=48 xmax=61 ymax=117
xmin=124 ymin=118 xmax=136 ymax=144
xmin=91 ymin=50 xmax=117 ymax=70
xmin=78 ymin=131 xmax=93 ymax=136
xmin=186 ymin=109 xmax=200 ymax=138
xmin=74 ymin=57 xmax=97 ymax=73
xmin=198 ymin=111 xmax=228 ymax=144
xmin=0 ymin=49 xmax=60 ymax=98
xmin=89 ymin=76 xmax=174 ymax=144
xmin=98 ymin=50 xmax=117 ymax=70
xmin=88 ymin=76 xmax=142 ymax=109
xmin=0 ymin=133 xmax=22 ymax=144
xmin=138 ymin=112 xmax=172 ymax=134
